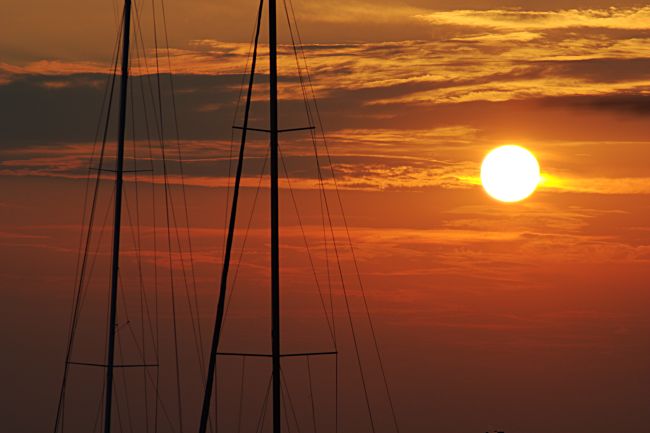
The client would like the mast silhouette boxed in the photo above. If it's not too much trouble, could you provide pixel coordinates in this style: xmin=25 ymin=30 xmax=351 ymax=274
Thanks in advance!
xmin=197 ymin=0 xmax=265 ymax=431
xmin=105 ymin=0 xmax=132 ymax=431
xmin=268 ymin=0 xmax=282 ymax=431
xmin=197 ymin=0 xmax=284 ymax=430
xmin=199 ymin=0 xmax=346 ymax=433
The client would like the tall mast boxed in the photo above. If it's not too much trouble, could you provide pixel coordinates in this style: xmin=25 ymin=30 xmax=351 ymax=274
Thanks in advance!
xmin=268 ymin=0 xmax=281 ymax=431
xmin=197 ymin=1 xmax=264 ymax=432
xmin=104 ymin=0 xmax=132 ymax=432
xmin=198 ymin=0 xmax=281 ymax=431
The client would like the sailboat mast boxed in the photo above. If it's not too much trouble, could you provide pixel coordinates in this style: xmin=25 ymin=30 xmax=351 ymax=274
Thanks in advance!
xmin=104 ymin=0 xmax=132 ymax=432
xmin=268 ymin=0 xmax=281 ymax=430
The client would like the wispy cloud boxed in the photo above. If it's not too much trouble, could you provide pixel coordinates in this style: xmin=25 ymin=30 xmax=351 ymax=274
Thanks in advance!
xmin=293 ymin=1 xmax=426 ymax=24
xmin=5 ymin=7 xmax=650 ymax=108
xmin=4 ymin=121 xmax=650 ymax=196
xmin=416 ymin=7 xmax=650 ymax=31
xmin=4 ymin=7 xmax=650 ymax=198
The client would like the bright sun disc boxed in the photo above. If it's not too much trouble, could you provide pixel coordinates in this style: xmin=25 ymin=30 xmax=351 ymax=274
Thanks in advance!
xmin=481 ymin=145 xmax=540 ymax=203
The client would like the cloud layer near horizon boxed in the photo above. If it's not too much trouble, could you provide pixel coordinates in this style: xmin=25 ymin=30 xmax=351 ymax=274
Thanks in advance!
xmin=4 ymin=6 xmax=650 ymax=196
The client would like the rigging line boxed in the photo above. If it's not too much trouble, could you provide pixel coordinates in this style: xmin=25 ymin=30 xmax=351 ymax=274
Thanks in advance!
xmin=149 ymin=0 xmax=184 ymax=430
xmin=158 ymin=86 xmax=186 ymax=433
xmin=306 ymin=357 xmax=317 ymax=433
xmin=280 ymin=2 xmax=336 ymax=346
xmin=280 ymin=25 xmax=343 ymax=433
xmin=91 ymin=379 xmax=106 ymax=433
xmin=222 ymin=148 xmax=268 ymax=330
xmin=71 ymin=181 xmax=117 ymax=350
xmin=153 ymin=161 xmax=161 ymax=433
xmin=142 ymin=112 xmax=206 ymax=377
xmin=52 ymin=14 xmax=124 ymax=433
xmin=131 ymin=12 xmax=165 ymax=431
xmin=162 ymin=167 xmax=185 ymax=433
xmin=118 ymin=290 xmax=180 ymax=433
xmin=222 ymin=5 xmax=260 ymax=261
xmin=314 ymin=140 xmax=335 ymax=348
xmin=114 ymin=263 xmax=138 ymax=433
xmin=82 ymin=183 xmax=118 ymax=433
xmin=78 ymin=184 xmax=116 ymax=323
xmin=212 ymin=356 xmax=218 ymax=433
xmin=157 ymin=0 xmax=206 ymax=376
xmin=129 ymin=28 xmax=164 ymax=433
xmin=127 ymin=34 xmax=151 ymax=433
xmin=117 ymin=274 xmax=132 ymax=326
xmin=143 ymin=0 xmax=207 ymax=417
xmin=125 ymin=36 xmax=150 ymax=360
xmin=278 ymin=146 xmax=335 ymax=344
xmin=280 ymin=369 xmax=302 ymax=433
xmin=283 ymin=9 xmax=348 ymax=433
xmin=314 ymin=137 xmax=379 ymax=433
xmin=296 ymin=33 xmax=402 ymax=433
xmin=115 ymin=380 xmax=126 ymax=433
xmin=255 ymin=374 xmax=274 ymax=433
xmin=97 ymin=236 xmax=115 ymax=433
xmin=134 ymin=3 xmax=182 ymax=362
xmin=114 ymin=288 xmax=160 ymax=432
xmin=335 ymin=353 xmax=339 ymax=433
xmin=131 ymin=0 xmax=162 ymax=377
xmin=323 ymin=195 xmax=335 ymax=344
xmin=198 ymin=1 xmax=264 ymax=432
xmin=298 ymin=90 xmax=378 ymax=433
xmin=322 ymin=160 xmax=402 ymax=433
xmin=236 ymin=357 xmax=246 ymax=433
xmin=119 ymin=150 xmax=152 ymax=330
xmin=165 ymin=179 xmax=206 ymax=375
xmin=133 ymin=147 xmax=206 ymax=402
xmin=220 ymin=150 xmax=264 ymax=423
xmin=120 ymin=181 xmax=158 ymax=364
xmin=130 ymin=0 xmax=152 ymax=338
xmin=70 ymin=69 xmax=120 ymax=338
xmin=287 ymin=4 xmax=400 ymax=432
xmin=75 ymin=0 xmax=124 ymax=285
xmin=125 ymin=82 xmax=147 ymax=296
xmin=116 ymin=297 xmax=136 ymax=433
xmin=136 ymin=1 xmax=163 ymax=142
xmin=141 ymin=70 xmax=162 ymax=433
xmin=121 ymin=307 xmax=179 ymax=433
xmin=98 ymin=211 xmax=115 ymax=433
xmin=281 ymin=383 xmax=293 ymax=433
xmin=319 ymin=160 xmax=335 ymax=345
xmin=64 ymin=83 xmax=120 ymax=433
xmin=287 ymin=0 xmax=378 ymax=361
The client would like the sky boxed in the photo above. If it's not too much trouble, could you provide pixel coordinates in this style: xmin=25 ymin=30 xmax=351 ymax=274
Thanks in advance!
xmin=2 ymin=1 xmax=650 ymax=433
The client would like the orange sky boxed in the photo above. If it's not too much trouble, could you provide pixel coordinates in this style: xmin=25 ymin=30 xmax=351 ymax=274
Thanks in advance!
xmin=1 ymin=1 xmax=650 ymax=433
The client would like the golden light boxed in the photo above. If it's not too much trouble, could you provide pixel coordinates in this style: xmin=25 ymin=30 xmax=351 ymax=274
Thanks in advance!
xmin=480 ymin=145 xmax=540 ymax=203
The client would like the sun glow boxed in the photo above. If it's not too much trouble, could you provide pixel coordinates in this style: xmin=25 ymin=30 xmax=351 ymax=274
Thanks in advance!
xmin=480 ymin=145 xmax=540 ymax=203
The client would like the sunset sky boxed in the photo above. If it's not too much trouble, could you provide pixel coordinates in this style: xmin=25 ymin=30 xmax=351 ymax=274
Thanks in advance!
xmin=2 ymin=1 xmax=650 ymax=433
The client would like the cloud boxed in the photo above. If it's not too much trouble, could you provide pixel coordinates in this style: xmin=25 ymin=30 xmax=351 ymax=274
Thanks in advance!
xmin=4 ymin=125 xmax=650 ymax=197
xmin=4 ymin=7 xmax=650 ymax=198
xmin=370 ymin=77 xmax=650 ymax=105
xmin=292 ymin=1 xmax=426 ymax=24
xmin=542 ymin=174 xmax=650 ymax=195
xmin=0 ymin=230 xmax=49 ymax=241
xmin=451 ymin=31 xmax=543 ymax=43
xmin=547 ymin=94 xmax=650 ymax=114
xmin=416 ymin=7 xmax=650 ymax=31
xmin=5 ymin=14 xmax=650 ymax=112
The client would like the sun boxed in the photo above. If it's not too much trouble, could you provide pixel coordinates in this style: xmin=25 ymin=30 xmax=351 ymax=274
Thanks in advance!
xmin=480 ymin=145 xmax=540 ymax=203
